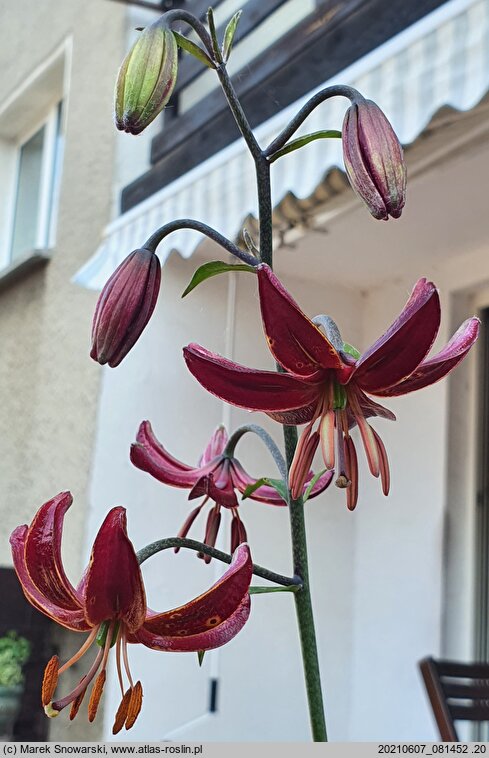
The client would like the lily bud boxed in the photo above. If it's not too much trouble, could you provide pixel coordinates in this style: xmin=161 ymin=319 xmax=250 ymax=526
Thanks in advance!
xmin=342 ymin=98 xmax=406 ymax=220
xmin=115 ymin=21 xmax=178 ymax=135
xmin=90 ymin=249 xmax=161 ymax=368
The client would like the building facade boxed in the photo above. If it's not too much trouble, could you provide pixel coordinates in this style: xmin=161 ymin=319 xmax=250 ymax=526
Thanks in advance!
xmin=4 ymin=0 xmax=489 ymax=743
xmin=0 ymin=0 xmax=128 ymax=740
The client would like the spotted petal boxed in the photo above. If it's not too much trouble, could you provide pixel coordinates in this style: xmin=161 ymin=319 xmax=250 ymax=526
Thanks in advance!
xmin=352 ymin=278 xmax=441 ymax=393
xmin=83 ymin=508 xmax=146 ymax=633
xmin=23 ymin=492 xmax=82 ymax=611
xmin=373 ymin=317 xmax=480 ymax=397
xmin=133 ymin=544 xmax=252 ymax=651
xmin=257 ymin=264 xmax=343 ymax=375
xmin=184 ymin=344 xmax=321 ymax=412
xmin=10 ymin=525 xmax=89 ymax=632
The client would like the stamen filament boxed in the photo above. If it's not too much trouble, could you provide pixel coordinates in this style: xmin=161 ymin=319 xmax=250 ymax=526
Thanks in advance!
xmin=372 ymin=427 xmax=390 ymax=495
xmin=51 ymin=647 xmax=104 ymax=713
xmin=116 ymin=633 xmax=124 ymax=697
xmin=122 ymin=633 xmax=134 ymax=689
xmin=58 ymin=627 xmax=98 ymax=675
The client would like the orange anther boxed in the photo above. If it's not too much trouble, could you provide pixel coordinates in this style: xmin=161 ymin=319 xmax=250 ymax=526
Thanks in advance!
xmin=112 ymin=688 xmax=132 ymax=735
xmin=125 ymin=681 xmax=143 ymax=730
xmin=88 ymin=670 xmax=106 ymax=722
xmin=42 ymin=655 xmax=59 ymax=706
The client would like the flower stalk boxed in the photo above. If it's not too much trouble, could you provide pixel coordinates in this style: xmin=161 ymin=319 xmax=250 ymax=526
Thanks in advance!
xmin=136 ymin=536 xmax=301 ymax=588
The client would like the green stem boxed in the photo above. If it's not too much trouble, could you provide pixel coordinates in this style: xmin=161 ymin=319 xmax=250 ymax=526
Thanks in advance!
xmin=137 ymin=537 xmax=300 ymax=588
xmin=144 ymin=218 xmax=256 ymax=266
xmin=282 ymin=426 xmax=328 ymax=742
xmin=215 ymin=62 xmax=328 ymax=742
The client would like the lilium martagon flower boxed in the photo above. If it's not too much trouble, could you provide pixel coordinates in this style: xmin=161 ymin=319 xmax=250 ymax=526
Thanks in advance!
xmin=90 ymin=248 xmax=161 ymax=368
xmin=10 ymin=493 xmax=252 ymax=733
xmin=342 ymin=96 xmax=407 ymax=220
xmin=131 ymin=422 xmax=333 ymax=560
xmin=184 ymin=264 xmax=479 ymax=510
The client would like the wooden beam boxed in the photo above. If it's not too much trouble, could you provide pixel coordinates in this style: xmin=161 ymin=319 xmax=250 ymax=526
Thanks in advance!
xmin=174 ymin=0 xmax=287 ymax=92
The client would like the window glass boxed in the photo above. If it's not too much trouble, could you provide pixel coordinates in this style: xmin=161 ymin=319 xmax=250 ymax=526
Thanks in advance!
xmin=10 ymin=126 xmax=46 ymax=261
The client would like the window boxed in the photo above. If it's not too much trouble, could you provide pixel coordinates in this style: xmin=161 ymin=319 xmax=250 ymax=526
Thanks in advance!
xmin=7 ymin=103 xmax=63 ymax=264
xmin=0 ymin=42 xmax=69 ymax=274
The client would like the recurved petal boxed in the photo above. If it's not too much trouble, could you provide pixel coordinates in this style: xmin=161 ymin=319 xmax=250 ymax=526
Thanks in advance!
xmin=231 ymin=460 xmax=287 ymax=505
xmin=136 ymin=421 xmax=193 ymax=472
xmin=184 ymin=344 xmax=321 ymax=412
xmin=23 ymin=492 xmax=82 ymax=611
xmin=10 ymin=525 xmax=89 ymax=632
xmin=352 ymin=389 xmax=397 ymax=422
xmin=373 ymin=316 xmax=480 ymax=397
xmin=352 ymin=278 xmax=441 ymax=393
xmin=138 ymin=543 xmax=252 ymax=650
xmin=257 ymin=265 xmax=343 ymax=375
xmin=132 ymin=594 xmax=250 ymax=652
xmin=199 ymin=426 xmax=228 ymax=466
xmin=83 ymin=508 xmax=146 ymax=633
xmin=131 ymin=422 xmax=201 ymax=488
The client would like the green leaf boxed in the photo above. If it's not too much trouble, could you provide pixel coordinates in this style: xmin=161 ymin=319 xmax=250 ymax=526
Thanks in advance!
xmin=303 ymin=469 xmax=328 ymax=503
xmin=173 ymin=31 xmax=215 ymax=69
xmin=342 ymin=342 xmax=361 ymax=360
xmin=249 ymin=585 xmax=299 ymax=595
xmin=207 ymin=7 xmax=222 ymax=63
xmin=242 ymin=477 xmax=289 ymax=503
xmin=269 ymin=130 xmax=342 ymax=163
xmin=182 ymin=260 xmax=256 ymax=297
xmin=197 ymin=650 xmax=206 ymax=667
xmin=222 ymin=11 xmax=242 ymax=62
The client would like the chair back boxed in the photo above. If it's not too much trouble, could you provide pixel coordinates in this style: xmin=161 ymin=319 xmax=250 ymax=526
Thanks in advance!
xmin=419 ymin=656 xmax=489 ymax=741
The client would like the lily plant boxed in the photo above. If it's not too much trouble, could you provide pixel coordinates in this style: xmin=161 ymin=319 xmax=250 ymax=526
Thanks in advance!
xmin=11 ymin=5 xmax=479 ymax=741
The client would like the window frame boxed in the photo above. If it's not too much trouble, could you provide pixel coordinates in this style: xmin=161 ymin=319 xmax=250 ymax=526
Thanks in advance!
xmin=2 ymin=101 xmax=62 ymax=269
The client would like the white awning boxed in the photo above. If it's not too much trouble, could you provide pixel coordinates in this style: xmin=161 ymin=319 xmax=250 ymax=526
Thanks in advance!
xmin=75 ymin=0 xmax=489 ymax=290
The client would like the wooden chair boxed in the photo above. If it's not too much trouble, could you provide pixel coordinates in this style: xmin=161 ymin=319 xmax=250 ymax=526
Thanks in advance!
xmin=419 ymin=657 xmax=489 ymax=741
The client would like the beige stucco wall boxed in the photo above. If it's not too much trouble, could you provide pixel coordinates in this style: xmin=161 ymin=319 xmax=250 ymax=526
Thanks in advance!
xmin=0 ymin=0 xmax=126 ymax=740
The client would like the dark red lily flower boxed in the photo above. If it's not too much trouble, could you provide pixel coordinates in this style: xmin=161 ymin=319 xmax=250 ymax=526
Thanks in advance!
xmin=343 ymin=98 xmax=406 ymax=220
xmin=184 ymin=265 xmax=479 ymax=510
xmin=131 ymin=422 xmax=333 ymax=559
xmin=10 ymin=493 xmax=252 ymax=732
xmin=90 ymin=248 xmax=161 ymax=368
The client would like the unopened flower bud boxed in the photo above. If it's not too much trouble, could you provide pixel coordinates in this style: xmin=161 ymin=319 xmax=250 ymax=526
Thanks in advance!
xmin=342 ymin=98 xmax=406 ymax=220
xmin=115 ymin=21 xmax=178 ymax=135
xmin=90 ymin=249 xmax=161 ymax=368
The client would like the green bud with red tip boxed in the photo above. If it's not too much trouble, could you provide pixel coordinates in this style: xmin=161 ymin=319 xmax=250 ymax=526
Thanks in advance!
xmin=115 ymin=20 xmax=178 ymax=135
